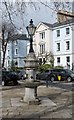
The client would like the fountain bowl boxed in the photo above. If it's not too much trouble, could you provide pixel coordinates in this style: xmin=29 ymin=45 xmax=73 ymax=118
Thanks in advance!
xmin=18 ymin=80 xmax=44 ymax=88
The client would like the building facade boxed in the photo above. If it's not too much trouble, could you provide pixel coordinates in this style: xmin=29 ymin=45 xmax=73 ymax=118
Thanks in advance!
xmin=33 ymin=19 xmax=74 ymax=69
xmin=2 ymin=17 xmax=74 ymax=70
xmin=4 ymin=40 xmax=28 ymax=70
xmin=53 ymin=20 xmax=74 ymax=69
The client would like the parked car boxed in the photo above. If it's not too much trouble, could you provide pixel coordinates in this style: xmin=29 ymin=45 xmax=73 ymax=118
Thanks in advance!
xmin=17 ymin=70 xmax=27 ymax=80
xmin=2 ymin=71 xmax=18 ymax=85
xmin=36 ymin=69 xmax=74 ymax=82
xmin=36 ymin=70 xmax=53 ymax=81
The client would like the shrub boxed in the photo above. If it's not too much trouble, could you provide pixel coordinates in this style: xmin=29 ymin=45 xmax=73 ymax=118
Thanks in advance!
xmin=38 ymin=64 xmax=51 ymax=72
xmin=54 ymin=65 xmax=64 ymax=69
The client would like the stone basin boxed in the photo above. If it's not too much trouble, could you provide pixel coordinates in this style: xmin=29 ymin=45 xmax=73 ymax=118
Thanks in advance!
xmin=19 ymin=80 xmax=44 ymax=104
xmin=18 ymin=80 xmax=44 ymax=88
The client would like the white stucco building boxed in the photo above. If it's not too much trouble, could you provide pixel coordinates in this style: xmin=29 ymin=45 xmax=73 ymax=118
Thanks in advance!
xmin=53 ymin=19 xmax=74 ymax=69
xmin=2 ymin=11 xmax=74 ymax=70
xmin=33 ymin=19 xmax=74 ymax=69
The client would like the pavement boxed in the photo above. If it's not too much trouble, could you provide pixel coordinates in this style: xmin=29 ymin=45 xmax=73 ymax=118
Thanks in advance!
xmin=0 ymin=82 xmax=73 ymax=119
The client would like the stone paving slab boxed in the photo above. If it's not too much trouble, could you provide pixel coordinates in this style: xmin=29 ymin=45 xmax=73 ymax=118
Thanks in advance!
xmin=39 ymin=96 xmax=56 ymax=107
xmin=2 ymin=95 xmax=57 ymax=118
xmin=40 ymin=108 xmax=72 ymax=118
xmin=11 ymin=98 xmax=25 ymax=107
xmin=2 ymin=84 xmax=73 ymax=119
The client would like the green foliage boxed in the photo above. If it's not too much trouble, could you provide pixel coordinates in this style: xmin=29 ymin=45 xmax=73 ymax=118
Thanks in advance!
xmin=38 ymin=64 xmax=51 ymax=72
xmin=54 ymin=65 xmax=64 ymax=69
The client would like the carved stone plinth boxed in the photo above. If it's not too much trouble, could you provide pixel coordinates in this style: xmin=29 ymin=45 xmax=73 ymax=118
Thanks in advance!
xmin=19 ymin=52 xmax=43 ymax=104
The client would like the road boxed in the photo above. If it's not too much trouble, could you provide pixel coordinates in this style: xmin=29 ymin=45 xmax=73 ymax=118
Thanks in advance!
xmin=48 ymin=81 xmax=73 ymax=91
xmin=1 ymin=81 xmax=74 ymax=119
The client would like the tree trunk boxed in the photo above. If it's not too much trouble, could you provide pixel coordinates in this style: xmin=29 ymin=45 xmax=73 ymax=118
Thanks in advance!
xmin=2 ymin=42 xmax=7 ymax=68
xmin=2 ymin=50 xmax=6 ymax=68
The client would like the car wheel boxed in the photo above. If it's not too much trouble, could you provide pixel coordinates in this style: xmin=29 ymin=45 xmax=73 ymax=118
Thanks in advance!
xmin=67 ymin=76 xmax=72 ymax=82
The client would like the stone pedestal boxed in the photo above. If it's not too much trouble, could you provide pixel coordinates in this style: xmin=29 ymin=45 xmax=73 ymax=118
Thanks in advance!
xmin=25 ymin=52 xmax=38 ymax=80
xmin=20 ymin=52 xmax=42 ymax=104
xmin=23 ymin=88 xmax=35 ymax=103
xmin=19 ymin=80 xmax=43 ymax=104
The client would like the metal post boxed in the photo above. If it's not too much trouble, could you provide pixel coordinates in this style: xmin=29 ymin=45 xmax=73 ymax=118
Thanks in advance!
xmin=29 ymin=36 xmax=34 ymax=53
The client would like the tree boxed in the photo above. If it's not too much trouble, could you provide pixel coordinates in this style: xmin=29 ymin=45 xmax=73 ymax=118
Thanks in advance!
xmin=1 ymin=1 xmax=74 ymax=68
xmin=2 ymin=1 xmax=37 ymax=68
xmin=2 ymin=1 xmax=40 ymax=29
xmin=39 ymin=1 xmax=74 ymax=22
xmin=2 ymin=1 xmax=74 ymax=26
xmin=45 ymin=51 xmax=54 ymax=67
xmin=1 ymin=21 xmax=17 ymax=68
xmin=53 ymin=2 xmax=72 ymax=11
xmin=37 ymin=51 xmax=54 ymax=72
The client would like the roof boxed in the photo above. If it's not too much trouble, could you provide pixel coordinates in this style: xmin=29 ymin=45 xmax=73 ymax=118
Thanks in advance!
xmin=42 ymin=22 xmax=53 ymax=28
xmin=53 ymin=19 xmax=74 ymax=27
xmin=42 ymin=19 xmax=74 ymax=28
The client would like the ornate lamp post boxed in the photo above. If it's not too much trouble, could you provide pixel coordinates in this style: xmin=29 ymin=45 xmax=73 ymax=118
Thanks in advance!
xmin=26 ymin=19 xmax=36 ymax=53
xmin=19 ymin=19 xmax=42 ymax=105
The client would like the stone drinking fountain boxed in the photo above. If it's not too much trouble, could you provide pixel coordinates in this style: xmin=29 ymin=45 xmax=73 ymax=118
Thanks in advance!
xmin=19 ymin=19 xmax=43 ymax=105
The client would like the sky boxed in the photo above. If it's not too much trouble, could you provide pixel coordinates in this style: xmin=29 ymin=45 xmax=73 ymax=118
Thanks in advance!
xmin=25 ymin=3 xmax=56 ymax=25
xmin=2 ymin=1 xmax=73 ymax=34
xmin=12 ymin=2 xmax=57 ymax=33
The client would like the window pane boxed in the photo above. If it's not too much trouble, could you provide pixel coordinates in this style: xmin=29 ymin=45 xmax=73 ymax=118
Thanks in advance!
xmin=57 ymin=43 xmax=60 ymax=51
xmin=66 ymin=28 xmax=69 ymax=35
xmin=15 ymin=49 xmax=18 ymax=54
xmin=66 ymin=41 xmax=70 ymax=50
xmin=57 ymin=57 xmax=60 ymax=63
xmin=57 ymin=30 xmax=60 ymax=37
xmin=43 ymin=58 xmax=46 ymax=64
xmin=66 ymin=56 xmax=70 ymax=62
xmin=40 ymin=32 xmax=45 ymax=39
xmin=40 ymin=44 xmax=45 ymax=54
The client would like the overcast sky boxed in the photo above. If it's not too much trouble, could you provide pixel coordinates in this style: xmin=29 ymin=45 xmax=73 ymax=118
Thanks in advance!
xmin=15 ymin=2 xmax=57 ymax=33
xmin=2 ymin=1 xmax=73 ymax=33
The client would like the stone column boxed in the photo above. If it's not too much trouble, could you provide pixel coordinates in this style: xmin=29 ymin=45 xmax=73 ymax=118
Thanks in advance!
xmin=23 ymin=52 xmax=39 ymax=104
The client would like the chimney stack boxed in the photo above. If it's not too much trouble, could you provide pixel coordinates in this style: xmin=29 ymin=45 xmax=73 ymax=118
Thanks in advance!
xmin=57 ymin=10 xmax=74 ymax=23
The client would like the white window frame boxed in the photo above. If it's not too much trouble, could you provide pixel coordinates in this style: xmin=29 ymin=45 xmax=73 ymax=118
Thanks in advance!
xmin=66 ymin=56 xmax=70 ymax=63
xmin=66 ymin=41 xmax=70 ymax=50
xmin=40 ymin=32 xmax=45 ymax=39
xmin=57 ymin=43 xmax=60 ymax=51
xmin=15 ymin=48 xmax=18 ymax=55
xmin=40 ymin=44 xmax=45 ymax=54
xmin=57 ymin=57 xmax=60 ymax=63
xmin=66 ymin=27 xmax=70 ymax=35
xmin=57 ymin=30 xmax=60 ymax=37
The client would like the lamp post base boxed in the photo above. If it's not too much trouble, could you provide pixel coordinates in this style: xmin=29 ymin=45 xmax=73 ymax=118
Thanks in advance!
xmin=23 ymin=87 xmax=41 ymax=105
